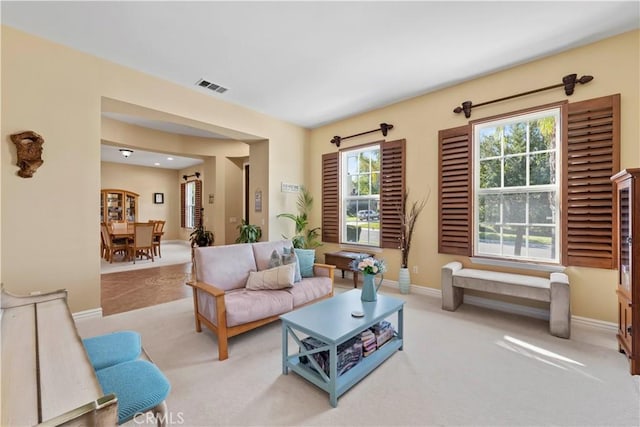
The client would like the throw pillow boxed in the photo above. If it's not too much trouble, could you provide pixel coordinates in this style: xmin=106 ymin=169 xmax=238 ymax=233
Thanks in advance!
xmin=246 ymin=264 xmax=295 ymax=290
xmin=294 ymin=248 xmax=315 ymax=278
xmin=282 ymin=246 xmax=302 ymax=282
xmin=268 ymin=249 xmax=282 ymax=269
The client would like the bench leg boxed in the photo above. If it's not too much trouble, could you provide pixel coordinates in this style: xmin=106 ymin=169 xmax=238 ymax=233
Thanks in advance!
xmin=441 ymin=262 xmax=463 ymax=311
xmin=550 ymin=273 xmax=571 ymax=338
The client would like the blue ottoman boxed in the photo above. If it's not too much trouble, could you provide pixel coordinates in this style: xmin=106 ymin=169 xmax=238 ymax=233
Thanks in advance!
xmin=83 ymin=330 xmax=142 ymax=370
xmin=96 ymin=360 xmax=171 ymax=425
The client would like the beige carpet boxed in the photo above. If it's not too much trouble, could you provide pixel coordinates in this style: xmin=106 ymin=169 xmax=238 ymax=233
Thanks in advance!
xmin=75 ymin=285 xmax=640 ymax=427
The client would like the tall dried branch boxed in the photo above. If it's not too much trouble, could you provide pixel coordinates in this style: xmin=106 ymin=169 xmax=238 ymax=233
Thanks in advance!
xmin=398 ymin=187 xmax=430 ymax=268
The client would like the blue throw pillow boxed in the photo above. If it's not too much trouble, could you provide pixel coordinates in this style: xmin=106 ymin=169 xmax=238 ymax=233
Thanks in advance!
xmin=294 ymin=248 xmax=315 ymax=278
xmin=282 ymin=246 xmax=302 ymax=282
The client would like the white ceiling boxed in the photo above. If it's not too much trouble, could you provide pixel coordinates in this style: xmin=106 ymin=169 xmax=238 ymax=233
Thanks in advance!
xmin=3 ymin=1 xmax=638 ymax=130
xmin=100 ymin=145 xmax=204 ymax=170
xmin=102 ymin=112 xmax=230 ymax=139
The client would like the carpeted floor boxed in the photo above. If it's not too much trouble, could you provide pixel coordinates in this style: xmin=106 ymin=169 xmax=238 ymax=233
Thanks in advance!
xmin=76 ymin=286 xmax=640 ymax=427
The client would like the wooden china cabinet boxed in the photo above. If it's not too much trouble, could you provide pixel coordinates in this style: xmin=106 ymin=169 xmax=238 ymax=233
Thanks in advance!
xmin=612 ymin=169 xmax=640 ymax=375
xmin=100 ymin=189 xmax=139 ymax=223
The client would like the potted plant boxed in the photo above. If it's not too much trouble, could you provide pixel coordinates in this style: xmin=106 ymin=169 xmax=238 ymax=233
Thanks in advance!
xmin=236 ymin=219 xmax=262 ymax=243
xmin=277 ymin=186 xmax=321 ymax=249
xmin=398 ymin=188 xmax=429 ymax=294
xmin=189 ymin=224 xmax=215 ymax=248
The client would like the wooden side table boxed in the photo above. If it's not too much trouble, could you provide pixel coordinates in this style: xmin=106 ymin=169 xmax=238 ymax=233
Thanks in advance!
xmin=324 ymin=251 xmax=374 ymax=288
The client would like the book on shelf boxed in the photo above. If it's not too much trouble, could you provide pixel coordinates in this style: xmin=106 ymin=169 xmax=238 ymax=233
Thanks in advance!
xmin=299 ymin=336 xmax=363 ymax=377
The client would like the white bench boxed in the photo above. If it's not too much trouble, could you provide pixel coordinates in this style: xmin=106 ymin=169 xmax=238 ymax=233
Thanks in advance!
xmin=1 ymin=287 xmax=170 ymax=426
xmin=441 ymin=262 xmax=571 ymax=338
xmin=1 ymin=287 xmax=118 ymax=426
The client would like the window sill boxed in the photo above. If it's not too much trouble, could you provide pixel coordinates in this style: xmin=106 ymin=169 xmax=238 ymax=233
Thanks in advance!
xmin=470 ymin=257 xmax=565 ymax=273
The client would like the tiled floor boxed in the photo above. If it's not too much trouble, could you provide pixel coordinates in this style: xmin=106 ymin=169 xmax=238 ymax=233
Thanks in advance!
xmin=100 ymin=262 xmax=193 ymax=316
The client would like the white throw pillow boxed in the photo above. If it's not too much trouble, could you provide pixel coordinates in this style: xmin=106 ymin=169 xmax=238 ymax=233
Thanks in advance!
xmin=246 ymin=263 xmax=295 ymax=290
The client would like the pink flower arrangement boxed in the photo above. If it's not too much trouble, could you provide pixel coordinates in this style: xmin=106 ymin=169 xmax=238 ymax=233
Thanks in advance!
xmin=350 ymin=257 xmax=387 ymax=275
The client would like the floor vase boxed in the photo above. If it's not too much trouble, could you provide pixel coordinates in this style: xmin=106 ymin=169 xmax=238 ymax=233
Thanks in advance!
xmin=398 ymin=268 xmax=411 ymax=294
xmin=361 ymin=273 xmax=383 ymax=302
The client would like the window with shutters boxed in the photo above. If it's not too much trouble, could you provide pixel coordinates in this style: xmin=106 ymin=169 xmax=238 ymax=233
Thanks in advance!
xmin=473 ymin=108 xmax=560 ymax=263
xmin=323 ymin=139 xmax=405 ymax=248
xmin=341 ymin=145 xmax=381 ymax=246
xmin=181 ymin=180 xmax=202 ymax=228
xmin=185 ymin=181 xmax=197 ymax=228
xmin=438 ymin=94 xmax=620 ymax=269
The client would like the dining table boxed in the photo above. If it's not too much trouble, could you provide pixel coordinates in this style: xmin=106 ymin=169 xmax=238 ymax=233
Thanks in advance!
xmin=109 ymin=223 xmax=164 ymax=240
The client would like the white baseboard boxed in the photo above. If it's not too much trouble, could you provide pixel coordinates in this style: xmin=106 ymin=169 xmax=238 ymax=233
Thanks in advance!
xmin=572 ymin=315 xmax=617 ymax=332
xmin=72 ymin=307 xmax=102 ymax=321
xmin=381 ymin=280 xmax=616 ymax=332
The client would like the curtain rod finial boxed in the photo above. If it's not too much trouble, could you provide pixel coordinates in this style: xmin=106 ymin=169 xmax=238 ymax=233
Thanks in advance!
xmin=380 ymin=123 xmax=393 ymax=136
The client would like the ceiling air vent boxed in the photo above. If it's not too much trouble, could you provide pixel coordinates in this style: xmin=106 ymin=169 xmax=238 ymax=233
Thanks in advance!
xmin=196 ymin=79 xmax=228 ymax=94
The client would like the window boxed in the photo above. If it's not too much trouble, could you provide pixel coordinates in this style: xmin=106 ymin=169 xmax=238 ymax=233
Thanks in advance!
xmin=342 ymin=146 xmax=381 ymax=246
xmin=438 ymin=94 xmax=620 ymax=269
xmin=474 ymin=108 xmax=560 ymax=263
xmin=322 ymin=139 xmax=405 ymax=249
xmin=180 ymin=179 xmax=202 ymax=228
xmin=185 ymin=181 xmax=196 ymax=228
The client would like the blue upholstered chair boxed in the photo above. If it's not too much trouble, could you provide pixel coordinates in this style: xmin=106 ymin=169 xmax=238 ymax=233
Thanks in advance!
xmin=96 ymin=360 xmax=171 ymax=425
xmin=83 ymin=330 xmax=141 ymax=370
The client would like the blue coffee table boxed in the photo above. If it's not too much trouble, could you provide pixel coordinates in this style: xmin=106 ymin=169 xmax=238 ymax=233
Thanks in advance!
xmin=280 ymin=289 xmax=404 ymax=407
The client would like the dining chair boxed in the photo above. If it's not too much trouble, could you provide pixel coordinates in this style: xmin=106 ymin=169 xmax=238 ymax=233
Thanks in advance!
xmin=111 ymin=221 xmax=128 ymax=232
xmin=152 ymin=220 xmax=166 ymax=258
xmin=100 ymin=223 xmax=108 ymax=259
xmin=129 ymin=222 xmax=154 ymax=264
xmin=101 ymin=223 xmax=129 ymax=263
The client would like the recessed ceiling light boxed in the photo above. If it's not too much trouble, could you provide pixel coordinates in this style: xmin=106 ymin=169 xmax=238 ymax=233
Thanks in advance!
xmin=167 ymin=157 xmax=174 ymax=161
xmin=154 ymin=162 xmax=160 ymax=166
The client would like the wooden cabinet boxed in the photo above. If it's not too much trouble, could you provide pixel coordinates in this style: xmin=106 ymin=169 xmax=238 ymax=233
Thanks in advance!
xmin=612 ymin=169 xmax=640 ymax=375
xmin=101 ymin=189 xmax=139 ymax=223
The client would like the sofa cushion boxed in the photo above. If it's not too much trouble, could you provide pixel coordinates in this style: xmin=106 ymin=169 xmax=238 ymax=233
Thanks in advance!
xmin=246 ymin=264 xmax=295 ymax=290
xmin=196 ymin=288 xmax=295 ymax=328
xmin=294 ymin=248 xmax=315 ymax=278
xmin=194 ymin=244 xmax=257 ymax=291
xmin=287 ymin=276 xmax=333 ymax=307
xmin=252 ymin=240 xmax=291 ymax=271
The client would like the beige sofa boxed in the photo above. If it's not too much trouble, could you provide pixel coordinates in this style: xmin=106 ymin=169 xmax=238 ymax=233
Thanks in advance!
xmin=187 ymin=240 xmax=335 ymax=361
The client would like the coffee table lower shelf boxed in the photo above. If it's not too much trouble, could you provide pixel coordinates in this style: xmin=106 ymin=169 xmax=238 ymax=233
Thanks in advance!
xmin=284 ymin=337 xmax=403 ymax=407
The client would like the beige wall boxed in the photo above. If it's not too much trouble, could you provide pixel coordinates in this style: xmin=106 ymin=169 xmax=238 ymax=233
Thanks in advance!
xmin=308 ymin=30 xmax=640 ymax=322
xmin=225 ymin=158 xmax=246 ymax=244
xmin=1 ymin=26 xmax=308 ymax=312
xmin=2 ymin=24 xmax=637 ymax=322
xmin=101 ymin=162 xmax=180 ymax=240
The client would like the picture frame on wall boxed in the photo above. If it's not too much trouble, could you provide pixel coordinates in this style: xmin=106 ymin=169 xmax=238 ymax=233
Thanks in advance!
xmin=154 ymin=193 xmax=164 ymax=204
xmin=255 ymin=190 xmax=262 ymax=212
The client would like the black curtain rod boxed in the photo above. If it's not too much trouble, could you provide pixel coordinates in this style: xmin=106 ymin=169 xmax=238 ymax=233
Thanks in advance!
xmin=330 ymin=123 xmax=393 ymax=147
xmin=453 ymin=73 xmax=593 ymax=118
xmin=183 ymin=172 xmax=201 ymax=181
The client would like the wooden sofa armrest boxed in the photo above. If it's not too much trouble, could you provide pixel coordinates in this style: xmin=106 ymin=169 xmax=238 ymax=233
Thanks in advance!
xmin=313 ymin=263 xmax=336 ymax=278
xmin=186 ymin=280 xmax=225 ymax=298
xmin=185 ymin=280 xmax=230 ymax=359
xmin=313 ymin=263 xmax=335 ymax=295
